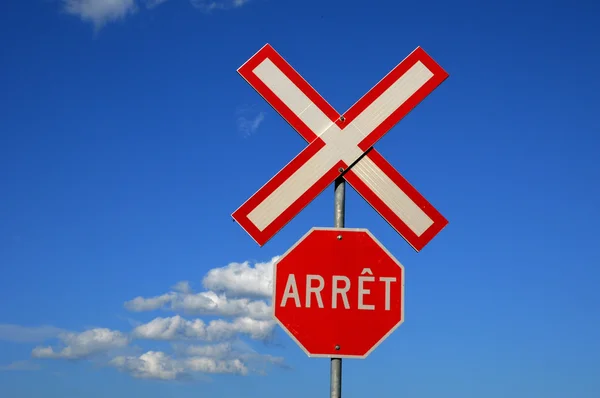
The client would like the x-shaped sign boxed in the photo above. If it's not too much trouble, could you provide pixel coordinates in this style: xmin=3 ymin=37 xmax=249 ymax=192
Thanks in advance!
xmin=233 ymin=44 xmax=449 ymax=251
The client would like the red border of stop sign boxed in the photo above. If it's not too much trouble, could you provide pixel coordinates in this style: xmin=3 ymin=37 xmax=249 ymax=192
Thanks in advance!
xmin=273 ymin=228 xmax=405 ymax=359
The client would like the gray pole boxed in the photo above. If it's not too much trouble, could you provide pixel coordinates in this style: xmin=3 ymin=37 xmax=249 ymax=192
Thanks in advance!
xmin=331 ymin=174 xmax=345 ymax=398
xmin=334 ymin=175 xmax=345 ymax=229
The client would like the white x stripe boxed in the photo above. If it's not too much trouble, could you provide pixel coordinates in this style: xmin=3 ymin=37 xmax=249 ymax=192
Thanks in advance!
xmin=248 ymin=59 xmax=434 ymax=230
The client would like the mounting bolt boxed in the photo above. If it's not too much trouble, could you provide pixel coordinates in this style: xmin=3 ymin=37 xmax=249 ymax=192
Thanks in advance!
xmin=335 ymin=345 xmax=340 ymax=350
xmin=339 ymin=115 xmax=345 ymax=122
xmin=337 ymin=235 xmax=342 ymax=240
xmin=338 ymin=167 xmax=344 ymax=173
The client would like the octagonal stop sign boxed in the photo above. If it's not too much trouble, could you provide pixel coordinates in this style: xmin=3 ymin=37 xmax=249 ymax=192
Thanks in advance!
xmin=273 ymin=227 xmax=405 ymax=358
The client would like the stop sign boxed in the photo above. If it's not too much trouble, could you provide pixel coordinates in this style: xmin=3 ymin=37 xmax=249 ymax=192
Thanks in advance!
xmin=273 ymin=227 xmax=405 ymax=358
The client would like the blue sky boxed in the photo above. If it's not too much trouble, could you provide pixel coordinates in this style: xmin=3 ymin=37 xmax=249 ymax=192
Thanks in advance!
xmin=1 ymin=0 xmax=600 ymax=396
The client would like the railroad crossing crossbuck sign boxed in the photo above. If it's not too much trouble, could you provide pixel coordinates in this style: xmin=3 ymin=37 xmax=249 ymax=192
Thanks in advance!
xmin=232 ymin=44 xmax=449 ymax=251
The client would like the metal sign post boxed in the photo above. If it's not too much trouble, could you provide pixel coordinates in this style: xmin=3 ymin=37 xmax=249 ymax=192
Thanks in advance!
xmin=332 ymin=175 xmax=345 ymax=398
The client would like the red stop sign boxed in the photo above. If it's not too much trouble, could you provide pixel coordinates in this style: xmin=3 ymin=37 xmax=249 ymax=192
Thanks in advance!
xmin=273 ymin=227 xmax=405 ymax=358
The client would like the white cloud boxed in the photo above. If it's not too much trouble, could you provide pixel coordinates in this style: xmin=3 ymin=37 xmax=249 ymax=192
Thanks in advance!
xmin=0 ymin=360 xmax=41 ymax=371
xmin=191 ymin=0 xmax=251 ymax=12
xmin=132 ymin=315 xmax=275 ymax=342
xmin=62 ymin=0 xmax=137 ymax=29
xmin=124 ymin=257 xmax=278 ymax=319
xmin=184 ymin=342 xmax=233 ymax=357
xmin=111 ymin=351 xmax=186 ymax=380
xmin=184 ymin=341 xmax=288 ymax=373
xmin=125 ymin=293 xmax=175 ymax=312
xmin=110 ymin=350 xmax=248 ymax=380
xmin=32 ymin=328 xmax=129 ymax=360
xmin=61 ymin=0 xmax=252 ymax=29
xmin=185 ymin=356 xmax=247 ymax=375
xmin=172 ymin=281 xmax=192 ymax=294
xmin=237 ymin=112 xmax=266 ymax=137
xmin=0 ymin=324 xmax=64 ymax=343
xmin=125 ymin=291 xmax=272 ymax=320
xmin=170 ymin=292 xmax=271 ymax=319
xmin=203 ymin=256 xmax=278 ymax=298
